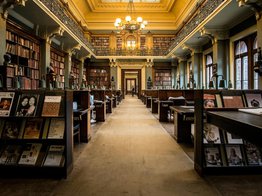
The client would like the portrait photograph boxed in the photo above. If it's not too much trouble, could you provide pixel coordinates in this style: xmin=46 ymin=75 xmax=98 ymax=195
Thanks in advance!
xmin=226 ymin=145 xmax=244 ymax=166
xmin=16 ymin=94 xmax=39 ymax=117
xmin=204 ymin=146 xmax=222 ymax=167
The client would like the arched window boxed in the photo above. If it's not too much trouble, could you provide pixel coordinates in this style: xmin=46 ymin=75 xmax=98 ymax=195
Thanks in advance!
xmin=205 ymin=54 xmax=213 ymax=88
xmin=253 ymin=37 xmax=258 ymax=89
xmin=234 ymin=33 xmax=257 ymax=90
xmin=126 ymin=35 xmax=136 ymax=50
xmin=235 ymin=41 xmax=248 ymax=89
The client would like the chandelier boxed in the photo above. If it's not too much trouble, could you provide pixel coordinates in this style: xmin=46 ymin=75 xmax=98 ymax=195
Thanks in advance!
xmin=114 ymin=0 xmax=148 ymax=33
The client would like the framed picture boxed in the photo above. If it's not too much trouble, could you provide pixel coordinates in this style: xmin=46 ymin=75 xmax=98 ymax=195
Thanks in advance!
xmin=244 ymin=141 xmax=262 ymax=166
xmin=225 ymin=145 xmax=244 ymax=166
xmin=204 ymin=146 xmax=222 ymax=167
xmin=0 ymin=92 xmax=15 ymax=116
xmin=226 ymin=132 xmax=243 ymax=144
xmin=15 ymin=94 xmax=40 ymax=117
xmin=203 ymin=123 xmax=222 ymax=144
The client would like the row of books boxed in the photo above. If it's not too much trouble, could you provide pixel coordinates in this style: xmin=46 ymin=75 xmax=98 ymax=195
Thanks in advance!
xmin=203 ymin=92 xmax=262 ymax=109
xmin=0 ymin=92 xmax=62 ymax=117
xmin=0 ymin=143 xmax=64 ymax=167
xmin=6 ymin=31 xmax=40 ymax=53
xmin=6 ymin=43 xmax=40 ymax=60
xmin=204 ymin=142 xmax=262 ymax=167
xmin=0 ymin=118 xmax=64 ymax=140
xmin=51 ymin=60 xmax=65 ymax=69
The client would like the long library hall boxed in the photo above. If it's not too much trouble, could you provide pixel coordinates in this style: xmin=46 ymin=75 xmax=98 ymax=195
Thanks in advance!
xmin=1 ymin=0 xmax=262 ymax=195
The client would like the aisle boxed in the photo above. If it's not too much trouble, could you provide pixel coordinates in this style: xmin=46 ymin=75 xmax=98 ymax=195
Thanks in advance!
xmin=54 ymin=95 xmax=219 ymax=196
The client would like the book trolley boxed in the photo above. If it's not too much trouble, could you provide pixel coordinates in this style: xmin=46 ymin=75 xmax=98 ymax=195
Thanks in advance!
xmin=0 ymin=90 xmax=73 ymax=178
xmin=194 ymin=89 xmax=262 ymax=175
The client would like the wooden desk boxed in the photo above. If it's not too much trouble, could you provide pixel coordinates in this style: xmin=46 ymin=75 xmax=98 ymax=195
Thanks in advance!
xmin=73 ymin=108 xmax=91 ymax=143
xmin=207 ymin=110 xmax=262 ymax=148
xmin=94 ymin=100 xmax=106 ymax=122
xmin=158 ymin=100 xmax=173 ymax=122
xmin=151 ymin=98 xmax=158 ymax=114
xmin=146 ymin=96 xmax=152 ymax=108
xmin=170 ymin=106 xmax=194 ymax=143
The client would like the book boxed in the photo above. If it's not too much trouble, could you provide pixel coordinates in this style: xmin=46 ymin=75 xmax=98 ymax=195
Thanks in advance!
xmin=42 ymin=118 xmax=50 ymax=139
xmin=0 ymin=145 xmax=23 ymax=165
xmin=0 ymin=92 xmax=15 ymax=116
xmin=222 ymin=96 xmax=244 ymax=108
xmin=15 ymin=93 xmax=40 ymax=117
xmin=1 ymin=120 xmax=22 ymax=139
xmin=0 ymin=119 xmax=6 ymax=138
xmin=23 ymin=118 xmax=43 ymax=139
xmin=238 ymin=108 xmax=262 ymax=115
xmin=226 ymin=132 xmax=243 ymax=144
xmin=18 ymin=143 xmax=42 ymax=165
xmin=204 ymin=146 xmax=222 ymax=167
xmin=203 ymin=123 xmax=222 ymax=144
xmin=43 ymin=145 xmax=65 ymax=167
xmin=203 ymin=94 xmax=216 ymax=108
xmin=215 ymin=94 xmax=223 ymax=108
xmin=244 ymin=93 xmax=262 ymax=107
xmin=47 ymin=118 xmax=64 ymax=139
xmin=41 ymin=96 xmax=62 ymax=117
xmin=244 ymin=141 xmax=262 ymax=166
xmin=225 ymin=145 xmax=244 ymax=166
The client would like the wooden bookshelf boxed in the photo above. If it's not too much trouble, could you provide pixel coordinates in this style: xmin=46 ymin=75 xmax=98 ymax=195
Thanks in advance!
xmin=154 ymin=69 xmax=172 ymax=89
xmin=91 ymin=36 xmax=110 ymax=56
xmin=71 ymin=58 xmax=80 ymax=87
xmin=0 ymin=90 xmax=73 ymax=178
xmin=50 ymin=49 xmax=65 ymax=89
xmin=140 ymin=36 xmax=146 ymax=50
xmin=152 ymin=36 xmax=174 ymax=55
xmin=87 ymin=67 xmax=110 ymax=89
xmin=3 ymin=22 xmax=41 ymax=90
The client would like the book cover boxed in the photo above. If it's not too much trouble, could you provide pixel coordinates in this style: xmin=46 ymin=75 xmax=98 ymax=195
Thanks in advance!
xmin=15 ymin=93 xmax=40 ymax=117
xmin=203 ymin=123 xmax=222 ymax=144
xmin=23 ymin=118 xmax=43 ymax=139
xmin=225 ymin=145 xmax=244 ymax=166
xmin=18 ymin=143 xmax=42 ymax=165
xmin=41 ymin=96 xmax=62 ymax=117
xmin=43 ymin=145 xmax=65 ymax=167
xmin=0 ymin=145 xmax=23 ymax=165
xmin=204 ymin=146 xmax=222 ymax=167
xmin=0 ymin=92 xmax=15 ymax=116
xmin=244 ymin=141 xmax=262 ymax=166
xmin=0 ymin=119 xmax=6 ymax=138
xmin=203 ymin=94 xmax=216 ymax=108
xmin=244 ymin=93 xmax=262 ymax=107
xmin=222 ymin=96 xmax=244 ymax=108
xmin=226 ymin=132 xmax=243 ymax=144
xmin=42 ymin=118 xmax=50 ymax=139
xmin=1 ymin=120 xmax=22 ymax=139
xmin=47 ymin=118 xmax=64 ymax=139
xmin=215 ymin=94 xmax=223 ymax=108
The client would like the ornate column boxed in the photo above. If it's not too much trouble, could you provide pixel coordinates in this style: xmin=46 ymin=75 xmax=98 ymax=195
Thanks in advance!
xmin=145 ymin=58 xmax=153 ymax=89
xmin=110 ymin=59 xmax=118 ymax=90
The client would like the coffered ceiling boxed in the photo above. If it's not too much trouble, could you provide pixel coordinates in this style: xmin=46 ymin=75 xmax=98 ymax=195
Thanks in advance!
xmin=67 ymin=0 xmax=197 ymax=33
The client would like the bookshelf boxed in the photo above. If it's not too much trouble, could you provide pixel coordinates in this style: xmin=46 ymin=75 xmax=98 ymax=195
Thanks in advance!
xmin=87 ymin=67 xmax=110 ymax=89
xmin=91 ymin=36 xmax=110 ymax=56
xmin=50 ymin=48 xmax=65 ymax=89
xmin=3 ymin=22 xmax=41 ymax=90
xmin=0 ymin=90 xmax=73 ymax=178
xmin=152 ymin=36 xmax=174 ymax=55
xmin=71 ymin=58 xmax=80 ymax=87
xmin=194 ymin=90 xmax=262 ymax=175
xmin=140 ymin=36 xmax=146 ymax=50
xmin=154 ymin=69 xmax=172 ymax=89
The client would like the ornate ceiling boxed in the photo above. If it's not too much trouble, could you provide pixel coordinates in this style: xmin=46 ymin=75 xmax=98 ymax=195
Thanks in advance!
xmin=67 ymin=0 xmax=197 ymax=33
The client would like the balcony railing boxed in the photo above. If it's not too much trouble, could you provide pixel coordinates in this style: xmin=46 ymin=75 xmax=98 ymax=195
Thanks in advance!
xmin=93 ymin=48 xmax=167 ymax=56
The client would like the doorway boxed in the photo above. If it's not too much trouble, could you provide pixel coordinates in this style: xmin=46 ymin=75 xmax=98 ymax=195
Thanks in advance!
xmin=121 ymin=69 xmax=141 ymax=99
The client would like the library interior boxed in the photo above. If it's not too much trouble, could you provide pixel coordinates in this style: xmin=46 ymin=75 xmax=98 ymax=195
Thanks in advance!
xmin=0 ymin=0 xmax=262 ymax=195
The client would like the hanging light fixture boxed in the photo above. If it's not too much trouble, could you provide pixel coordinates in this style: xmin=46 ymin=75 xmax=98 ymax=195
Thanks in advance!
xmin=114 ymin=0 xmax=148 ymax=33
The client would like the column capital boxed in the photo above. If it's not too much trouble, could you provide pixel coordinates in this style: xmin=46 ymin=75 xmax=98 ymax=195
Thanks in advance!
xmin=237 ymin=0 xmax=262 ymax=20
xmin=200 ymin=28 xmax=230 ymax=44
xmin=182 ymin=44 xmax=202 ymax=54
xmin=1 ymin=0 xmax=27 ymax=19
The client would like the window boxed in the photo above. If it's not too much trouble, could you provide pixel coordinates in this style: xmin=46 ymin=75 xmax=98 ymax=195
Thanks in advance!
xmin=234 ymin=33 xmax=257 ymax=89
xmin=126 ymin=35 xmax=136 ymax=50
xmin=205 ymin=54 xmax=213 ymax=88
xmin=253 ymin=37 xmax=258 ymax=89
